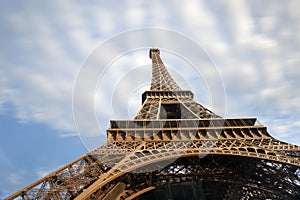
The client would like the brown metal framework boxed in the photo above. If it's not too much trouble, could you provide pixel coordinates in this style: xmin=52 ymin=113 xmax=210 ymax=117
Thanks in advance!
xmin=7 ymin=48 xmax=300 ymax=199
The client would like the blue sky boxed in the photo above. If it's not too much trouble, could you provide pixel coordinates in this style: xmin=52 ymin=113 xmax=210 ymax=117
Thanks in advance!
xmin=1 ymin=0 xmax=300 ymax=198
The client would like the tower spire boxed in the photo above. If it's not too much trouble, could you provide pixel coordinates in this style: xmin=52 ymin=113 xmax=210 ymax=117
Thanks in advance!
xmin=133 ymin=48 xmax=220 ymax=119
xmin=149 ymin=48 xmax=181 ymax=91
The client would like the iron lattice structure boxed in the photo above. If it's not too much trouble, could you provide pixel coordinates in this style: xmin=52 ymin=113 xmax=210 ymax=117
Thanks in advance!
xmin=7 ymin=49 xmax=300 ymax=200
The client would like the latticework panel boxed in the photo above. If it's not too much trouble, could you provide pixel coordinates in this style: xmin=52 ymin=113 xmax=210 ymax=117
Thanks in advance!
xmin=6 ymin=154 xmax=108 ymax=200
xmin=7 ymin=129 xmax=300 ymax=199
xmin=120 ymin=156 xmax=300 ymax=199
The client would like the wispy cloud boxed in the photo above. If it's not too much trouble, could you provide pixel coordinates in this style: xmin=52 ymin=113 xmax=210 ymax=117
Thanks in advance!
xmin=0 ymin=151 xmax=26 ymax=198
xmin=58 ymin=132 xmax=79 ymax=138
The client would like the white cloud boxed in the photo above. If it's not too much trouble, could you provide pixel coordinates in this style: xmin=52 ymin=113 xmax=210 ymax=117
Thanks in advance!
xmin=36 ymin=168 xmax=55 ymax=179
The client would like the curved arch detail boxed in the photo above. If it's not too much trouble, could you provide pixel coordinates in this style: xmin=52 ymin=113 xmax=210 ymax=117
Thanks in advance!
xmin=75 ymin=141 xmax=300 ymax=199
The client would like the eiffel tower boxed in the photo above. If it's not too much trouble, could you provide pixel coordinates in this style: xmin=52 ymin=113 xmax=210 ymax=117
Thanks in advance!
xmin=8 ymin=48 xmax=300 ymax=199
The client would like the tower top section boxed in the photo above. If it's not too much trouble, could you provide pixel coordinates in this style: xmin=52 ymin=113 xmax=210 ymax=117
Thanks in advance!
xmin=133 ymin=48 xmax=220 ymax=120
xmin=149 ymin=48 xmax=182 ymax=91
